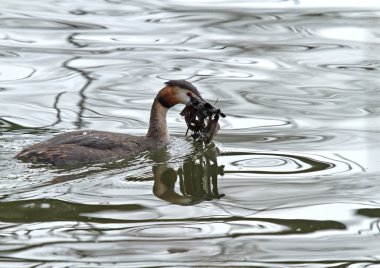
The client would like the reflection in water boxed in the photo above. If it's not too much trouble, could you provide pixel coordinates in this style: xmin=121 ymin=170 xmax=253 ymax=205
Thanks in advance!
xmin=14 ymin=141 xmax=226 ymax=206
xmin=62 ymin=56 xmax=93 ymax=129
xmin=152 ymin=144 xmax=225 ymax=205
xmin=356 ymin=208 xmax=380 ymax=235
xmin=225 ymin=151 xmax=334 ymax=174
xmin=0 ymin=198 xmax=145 ymax=223
xmin=1 ymin=0 xmax=380 ymax=266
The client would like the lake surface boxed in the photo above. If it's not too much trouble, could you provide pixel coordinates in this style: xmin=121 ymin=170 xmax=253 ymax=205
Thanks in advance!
xmin=1 ymin=0 xmax=380 ymax=266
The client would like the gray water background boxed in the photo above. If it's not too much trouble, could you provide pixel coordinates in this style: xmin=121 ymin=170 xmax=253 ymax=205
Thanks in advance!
xmin=0 ymin=0 xmax=380 ymax=266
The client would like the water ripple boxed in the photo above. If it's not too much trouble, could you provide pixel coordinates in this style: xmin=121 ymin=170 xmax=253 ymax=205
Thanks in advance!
xmin=0 ymin=17 xmax=105 ymax=30
xmin=0 ymin=64 xmax=35 ymax=81
xmin=1 ymin=0 xmax=380 ymax=266
xmin=219 ymin=150 xmax=360 ymax=177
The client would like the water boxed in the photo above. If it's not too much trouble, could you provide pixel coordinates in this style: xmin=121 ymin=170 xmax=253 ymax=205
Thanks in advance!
xmin=1 ymin=0 xmax=380 ymax=266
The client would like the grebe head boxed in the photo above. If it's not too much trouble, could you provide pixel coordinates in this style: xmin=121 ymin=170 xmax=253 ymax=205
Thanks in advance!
xmin=156 ymin=80 xmax=204 ymax=108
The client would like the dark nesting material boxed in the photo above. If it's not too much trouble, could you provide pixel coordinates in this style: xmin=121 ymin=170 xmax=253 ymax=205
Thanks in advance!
xmin=180 ymin=95 xmax=225 ymax=144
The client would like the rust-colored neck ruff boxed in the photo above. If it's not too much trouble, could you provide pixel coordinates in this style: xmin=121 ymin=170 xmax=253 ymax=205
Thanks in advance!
xmin=146 ymin=99 xmax=169 ymax=145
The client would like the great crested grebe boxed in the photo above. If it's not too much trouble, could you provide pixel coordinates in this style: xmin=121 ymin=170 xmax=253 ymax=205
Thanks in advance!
xmin=15 ymin=80 xmax=206 ymax=165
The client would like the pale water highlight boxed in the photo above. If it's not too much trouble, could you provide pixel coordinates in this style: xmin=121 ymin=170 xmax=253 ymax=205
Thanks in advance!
xmin=0 ymin=0 xmax=380 ymax=266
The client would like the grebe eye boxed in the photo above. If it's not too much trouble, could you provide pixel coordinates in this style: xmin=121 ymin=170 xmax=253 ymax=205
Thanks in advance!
xmin=186 ymin=92 xmax=192 ymax=97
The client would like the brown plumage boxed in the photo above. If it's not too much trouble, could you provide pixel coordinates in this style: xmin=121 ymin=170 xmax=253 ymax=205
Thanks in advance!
xmin=16 ymin=131 xmax=147 ymax=164
xmin=16 ymin=80 xmax=206 ymax=165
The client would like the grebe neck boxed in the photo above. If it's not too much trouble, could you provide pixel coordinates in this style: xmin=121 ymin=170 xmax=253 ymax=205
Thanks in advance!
xmin=146 ymin=99 xmax=169 ymax=144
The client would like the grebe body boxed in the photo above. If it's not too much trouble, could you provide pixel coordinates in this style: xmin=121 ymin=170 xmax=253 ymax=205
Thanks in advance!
xmin=15 ymin=80 xmax=204 ymax=165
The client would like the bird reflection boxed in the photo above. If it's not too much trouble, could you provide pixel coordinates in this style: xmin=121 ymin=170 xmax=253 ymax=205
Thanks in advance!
xmin=151 ymin=144 xmax=225 ymax=205
xmin=46 ymin=142 xmax=225 ymax=206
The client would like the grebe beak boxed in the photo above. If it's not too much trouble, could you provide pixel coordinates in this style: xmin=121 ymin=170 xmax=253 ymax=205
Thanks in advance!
xmin=184 ymin=90 xmax=204 ymax=103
